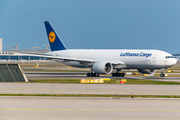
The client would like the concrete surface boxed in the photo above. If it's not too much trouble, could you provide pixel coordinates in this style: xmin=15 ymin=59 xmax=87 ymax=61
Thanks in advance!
xmin=1 ymin=83 xmax=180 ymax=95
xmin=25 ymin=71 xmax=180 ymax=83
xmin=1 ymin=96 xmax=180 ymax=120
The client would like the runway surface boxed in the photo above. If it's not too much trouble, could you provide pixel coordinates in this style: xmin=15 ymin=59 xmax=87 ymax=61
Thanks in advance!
xmin=1 ymin=83 xmax=180 ymax=95
xmin=25 ymin=71 xmax=180 ymax=82
xmin=1 ymin=71 xmax=180 ymax=119
xmin=1 ymin=96 xmax=180 ymax=120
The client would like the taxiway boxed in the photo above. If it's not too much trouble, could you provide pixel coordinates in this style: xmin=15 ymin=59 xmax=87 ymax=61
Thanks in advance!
xmin=1 ymin=83 xmax=180 ymax=95
xmin=25 ymin=71 xmax=180 ymax=82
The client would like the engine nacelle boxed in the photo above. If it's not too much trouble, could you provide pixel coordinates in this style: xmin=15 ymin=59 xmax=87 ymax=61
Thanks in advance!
xmin=92 ymin=61 xmax=113 ymax=74
xmin=137 ymin=69 xmax=156 ymax=74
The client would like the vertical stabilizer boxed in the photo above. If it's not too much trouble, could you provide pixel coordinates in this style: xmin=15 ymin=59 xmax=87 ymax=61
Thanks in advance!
xmin=44 ymin=21 xmax=67 ymax=51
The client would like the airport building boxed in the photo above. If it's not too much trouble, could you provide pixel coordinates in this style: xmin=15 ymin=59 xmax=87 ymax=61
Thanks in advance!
xmin=0 ymin=38 xmax=51 ymax=62
xmin=0 ymin=49 xmax=51 ymax=62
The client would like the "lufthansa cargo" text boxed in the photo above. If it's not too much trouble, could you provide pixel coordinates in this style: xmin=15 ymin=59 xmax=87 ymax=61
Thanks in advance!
xmin=120 ymin=52 xmax=152 ymax=58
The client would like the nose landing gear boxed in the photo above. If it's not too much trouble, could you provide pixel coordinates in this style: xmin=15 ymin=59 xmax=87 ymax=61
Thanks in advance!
xmin=160 ymin=68 xmax=165 ymax=77
xmin=160 ymin=73 xmax=165 ymax=77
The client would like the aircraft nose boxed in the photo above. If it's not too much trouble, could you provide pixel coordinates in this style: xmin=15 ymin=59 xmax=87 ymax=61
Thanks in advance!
xmin=166 ymin=58 xmax=177 ymax=67
xmin=172 ymin=58 xmax=177 ymax=65
xmin=173 ymin=59 xmax=177 ymax=65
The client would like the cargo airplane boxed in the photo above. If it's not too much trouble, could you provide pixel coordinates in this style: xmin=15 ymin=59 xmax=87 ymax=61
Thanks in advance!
xmin=16 ymin=21 xmax=177 ymax=77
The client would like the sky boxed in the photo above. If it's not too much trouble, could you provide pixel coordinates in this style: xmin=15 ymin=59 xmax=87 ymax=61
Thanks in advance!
xmin=0 ymin=0 xmax=180 ymax=53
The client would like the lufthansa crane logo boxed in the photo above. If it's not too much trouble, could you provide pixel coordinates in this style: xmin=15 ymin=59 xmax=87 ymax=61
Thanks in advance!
xmin=49 ymin=31 xmax=56 ymax=43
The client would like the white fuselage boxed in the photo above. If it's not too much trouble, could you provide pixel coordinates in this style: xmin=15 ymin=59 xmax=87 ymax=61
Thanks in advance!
xmin=46 ymin=49 xmax=177 ymax=70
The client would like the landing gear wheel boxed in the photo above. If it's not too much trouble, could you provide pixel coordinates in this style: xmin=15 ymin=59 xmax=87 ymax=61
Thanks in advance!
xmin=160 ymin=73 xmax=165 ymax=77
xmin=112 ymin=73 xmax=115 ymax=77
xmin=92 ymin=73 xmax=96 ymax=77
xmin=87 ymin=73 xmax=90 ymax=77
xmin=114 ymin=73 xmax=117 ymax=77
xmin=121 ymin=73 xmax=125 ymax=77
xmin=118 ymin=73 xmax=121 ymax=77
xmin=90 ymin=73 xmax=93 ymax=77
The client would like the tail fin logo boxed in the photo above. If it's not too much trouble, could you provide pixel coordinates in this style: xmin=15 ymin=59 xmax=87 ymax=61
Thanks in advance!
xmin=49 ymin=31 xmax=56 ymax=43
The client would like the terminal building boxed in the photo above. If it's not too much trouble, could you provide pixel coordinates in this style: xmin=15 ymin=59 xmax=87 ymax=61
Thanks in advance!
xmin=1 ymin=49 xmax=50 ymax=62
xmin=0 ymin=38 xmax=51 ymax=62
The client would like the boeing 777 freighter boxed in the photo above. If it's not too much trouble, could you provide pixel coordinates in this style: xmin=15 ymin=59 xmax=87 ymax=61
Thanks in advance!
xmin=16 ymin=21 xmax=177 ymax=77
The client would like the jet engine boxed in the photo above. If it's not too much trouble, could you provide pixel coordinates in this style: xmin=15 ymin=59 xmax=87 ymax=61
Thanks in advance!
xmin=137 ymin=69 xmax=156 ymax=74
xmin=92 ymin=61 xmax=113 ymax=74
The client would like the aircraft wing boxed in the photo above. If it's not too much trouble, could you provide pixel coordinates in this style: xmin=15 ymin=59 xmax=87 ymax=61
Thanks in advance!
xmin=14 ymin=53 xmax=124 ymax=65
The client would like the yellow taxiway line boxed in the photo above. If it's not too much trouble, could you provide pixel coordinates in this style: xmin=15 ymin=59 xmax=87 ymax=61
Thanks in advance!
xmin=1 ymin=109 xmax=180 ymax=112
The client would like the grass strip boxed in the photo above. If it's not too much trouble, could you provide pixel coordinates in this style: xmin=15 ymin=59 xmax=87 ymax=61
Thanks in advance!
xmin=1 ymin=94 xmax=180 ymax=98
xmin=107 ymin=79 xmax=180 ymax=85
xmin=23 ymin=69 xmax=88 ymax=72
xmin=28 ymin=79 xmax=180 ymax=85
xmin=29 ymin=79 xmax=81 ymax=83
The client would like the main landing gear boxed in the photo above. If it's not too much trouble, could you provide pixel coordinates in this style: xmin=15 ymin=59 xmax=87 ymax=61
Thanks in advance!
xmin=87 ymin=72 xmax=100 ymax=77
xmin=112 ymin=69 xmax=125 ymax=77
xmin=112 ymin=73 xmax=125 ymax=77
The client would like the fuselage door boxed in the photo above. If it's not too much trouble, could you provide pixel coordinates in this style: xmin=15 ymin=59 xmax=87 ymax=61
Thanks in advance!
xmin=152 ymin=54 xmax=157 ymax=62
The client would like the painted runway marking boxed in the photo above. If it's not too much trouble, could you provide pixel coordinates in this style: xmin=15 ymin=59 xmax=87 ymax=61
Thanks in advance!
xmin=1 ymin=109 xmax=180 ymax=112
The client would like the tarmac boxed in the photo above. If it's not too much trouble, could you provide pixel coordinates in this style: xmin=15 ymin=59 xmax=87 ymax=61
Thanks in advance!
xmin=25 ymin=71 xmax=180 ymax=82
xmin=1 ymin=83 xmax=180 ymax=95
xmin=1 ymin=96 xmax=180 ymax=120
xmin=1 ymin=71 xmax=180 ymax=119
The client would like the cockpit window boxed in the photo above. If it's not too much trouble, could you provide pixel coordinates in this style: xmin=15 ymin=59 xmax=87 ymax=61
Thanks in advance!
xmin=165 ymin=56 xmax=174 ymax=59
